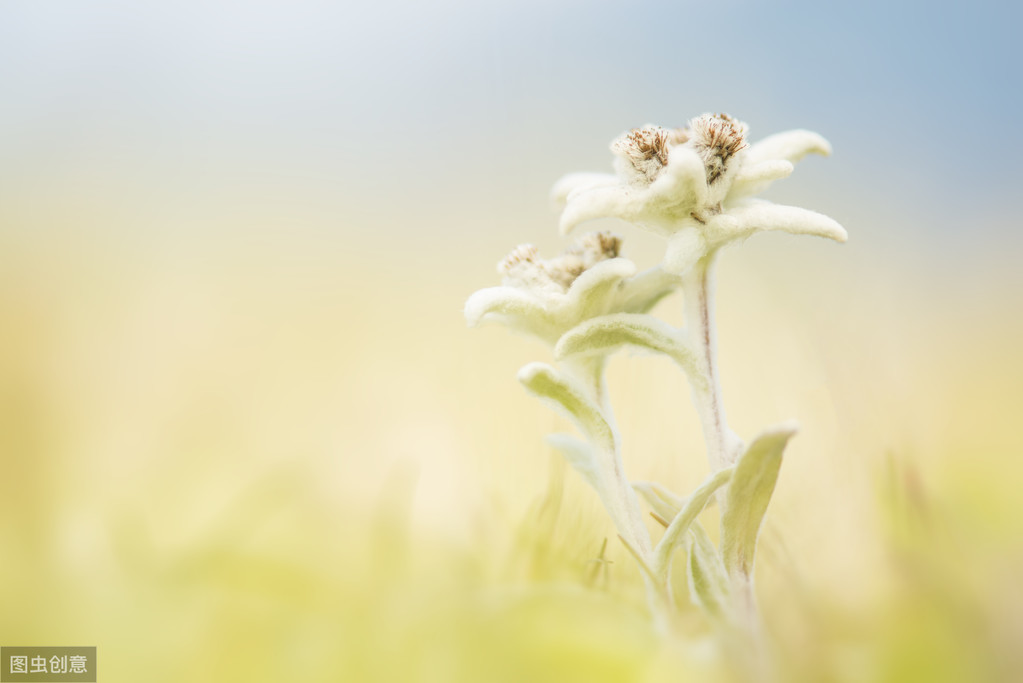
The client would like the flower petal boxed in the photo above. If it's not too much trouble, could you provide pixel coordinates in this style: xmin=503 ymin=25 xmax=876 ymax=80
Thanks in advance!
xmin=746 ymin=129 xmax=832 ymax=165
xmin=614 ymin=266 xmax=681 ymax=314
xmin=550 ymin=172 xmax=619 ymax=205
xmin=464 ymin=286 xmax=559 ymax=343
xmin=563 ymin=257 xmax=637 ymax=320
xmin=559 ymin=184 xmax=638 ymax=236
xmin=720 ymin=421 xmax=797 ymax=579
xmin=710 ymin=199 xmax=847 ymax=245
xmin=518 ymin=362 xmax=616 ymax=452
xmin=726 ymin=159 xmax=794 ymax=201
xmin=663 ymin=227 xmax=709 ymax=275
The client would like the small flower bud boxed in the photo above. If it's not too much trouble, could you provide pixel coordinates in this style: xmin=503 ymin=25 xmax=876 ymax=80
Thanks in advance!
xmin=688 ymin=113 xmax=748 ymax=184
xmin=498 ymin=233 xmax=624 ymax=296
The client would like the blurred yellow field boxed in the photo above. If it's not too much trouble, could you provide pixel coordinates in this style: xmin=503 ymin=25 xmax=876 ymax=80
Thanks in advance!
xmin=1 ymin=207 xmax=1021 ymax=680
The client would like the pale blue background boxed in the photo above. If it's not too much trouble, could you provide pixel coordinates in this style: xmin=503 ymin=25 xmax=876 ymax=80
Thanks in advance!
xmin=1 ymin=1 xmax=1019 ymax=254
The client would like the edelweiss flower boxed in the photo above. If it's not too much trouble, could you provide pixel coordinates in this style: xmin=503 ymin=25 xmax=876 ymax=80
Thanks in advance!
xmin=552 ymin=114 xmax=847 ymax=274
xmin=464 ymin=232 xmax=679 ymax=346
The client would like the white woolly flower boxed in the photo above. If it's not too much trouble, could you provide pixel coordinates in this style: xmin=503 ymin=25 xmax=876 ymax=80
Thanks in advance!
xmin=464 ymin=232 xmax=679 ymax=346
xmin=552 ymin=113 xmax=847 ymax=275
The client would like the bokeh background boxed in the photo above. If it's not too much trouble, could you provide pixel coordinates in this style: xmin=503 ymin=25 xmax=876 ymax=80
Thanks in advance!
xmin=1 ymin=1 xmax=1021 ymax=681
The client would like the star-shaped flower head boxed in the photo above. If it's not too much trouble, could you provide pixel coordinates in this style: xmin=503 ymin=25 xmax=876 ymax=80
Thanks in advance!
xmin=553 ymin=114 xmax=847 ymax=275
xmin=465 ymin=232 xmax=679 ymax=346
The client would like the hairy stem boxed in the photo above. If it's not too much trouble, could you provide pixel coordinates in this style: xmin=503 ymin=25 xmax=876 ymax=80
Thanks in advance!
xmin=682 ymin=254 xmax=768 ymax=658
xmin=681 ymin=251 xmax=743 ymax=472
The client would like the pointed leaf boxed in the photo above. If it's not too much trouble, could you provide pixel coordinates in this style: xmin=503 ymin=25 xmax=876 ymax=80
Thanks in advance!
xmin=712 ymin=199 xmax=847 ymax=244
xmin=720 ymin=421 xmax=797 ymax=579
xmin=518 ymin=362 xmax=615 ymax=452
xmin=551 ymin=172 xmax=618 ymax=205
xmin=687 ymin=521 xmax=730 ymax=618
xmin=653 ymin=466 xmax=734 ymax=582
xmin=746 ymin=129 xmax=832 ymax=165
xmin=558 ymin=185 xmax=636 ymax=235
xmin=727 ymin=159 xmax=794 ymax=200
xmin=464 ymin=286 xmax=559 ymax=342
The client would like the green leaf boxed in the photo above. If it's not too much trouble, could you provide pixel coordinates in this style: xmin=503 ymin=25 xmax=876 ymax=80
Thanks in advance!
xmin=687 ymin=521 xmax=730 ymax=618
xmin=720 ymin=421 xmax=797 ymax=579
xmin=518 ymin=363 xmax=615 ymax=453
xmin=554 ymin=314 xmax=701 ymax=382
xmin=652 ymin=467 xmax=733 ymax=582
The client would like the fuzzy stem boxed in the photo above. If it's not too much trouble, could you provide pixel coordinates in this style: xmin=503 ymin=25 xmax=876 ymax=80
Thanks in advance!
xmin=682 ymin=253 xmax=768 ymax=663
xmin=564 ymin=356 xmax=668 ymax=623
xmin=681 ymin=251 xmax=742 ymax=472
xmin=563 ymin=356 xmax=648 ymax=554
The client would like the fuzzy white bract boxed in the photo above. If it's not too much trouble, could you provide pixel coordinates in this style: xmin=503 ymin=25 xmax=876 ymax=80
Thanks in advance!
xmin=464 ymin=232 xmax=679 ymax=347
xmin=553 ymin=114 xmax=847 ymax=275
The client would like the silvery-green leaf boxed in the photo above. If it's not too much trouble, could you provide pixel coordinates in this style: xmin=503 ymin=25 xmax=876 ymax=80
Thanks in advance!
xmin=745 ymin=129 xmax=832 ymax=165
xmin=709 ymin=199 xmax=847 ymax=245
xmin=633 ymin=481 xmax=686 ymax=522
xmin=550 ymin=172 xmax=618 ymax=205
xmin=720 ymin=421 xmax=798 ymax=579
xmin=464 ymin=286 xmax=560 ymax=343
xmin=652 ymin=467 xmax=734 ymax=582
xmin=518 ymin=362 xmax=615 ymax=453
xmin=565 ymin=258 xmax=637 ymax=320
xmin=687 ymin=521 xmax=730 ymax=618
xmin=727 ymin=159 xmax=794 ymax=200
xmin=554 ymin=313 xmax=701 ymax=381
xmin=546 ymin=433 xmax=604 ymax=495
xmin=614 ymin=267 xmax=681 ymax=314
xmin=558 ymin=184 xmax=637 ymax=236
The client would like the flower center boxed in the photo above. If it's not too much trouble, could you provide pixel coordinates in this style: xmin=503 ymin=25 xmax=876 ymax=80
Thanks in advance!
xmin=688 ymin=113 xmax=748 ymax=185
xmin=499 ymin=233 xmax=622 ymax=295
xmin=611 ymin=126 xmax=671 ymax=184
